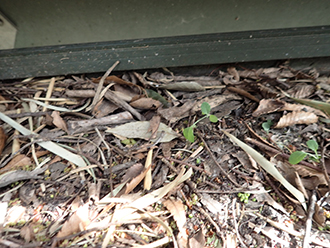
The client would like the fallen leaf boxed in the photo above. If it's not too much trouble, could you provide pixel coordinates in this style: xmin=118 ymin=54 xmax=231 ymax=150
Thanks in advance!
xmin=106 ymin=121 xmax=179 ymax=143
xmin=223 ymin=130 xmax=306 ymax=210
xmin=0 ymin=154 xmax=31 ymax=174
xmin=20 ymin=224 xmax=35 ymax=243
xmin=188 ymin=228 xmax=205 ymax=248
xmin=51 ymin=111 xmax=68 ymax=133
xmin=56 ymin=203 xmax=91 ymax=238
xmin=148 ymin=115 xmax=161 ymax=139
xmin=275 ymin=111 xmax=318 ymax=128
xmin=163 ymin=197 xmax=188 ymax=248
xmin=0 ymin=126 xmax=7 ymax=155
xmin=159 ymin=81 xmax=205 ymax=92
xmin=130 ymin=97 xmax=162 ymax=110
xmin=286 ymin=83 xmax=315 ymax=99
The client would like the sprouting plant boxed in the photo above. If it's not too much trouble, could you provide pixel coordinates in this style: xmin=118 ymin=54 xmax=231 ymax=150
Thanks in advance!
xmin=237 ymin=192 xmax=250 ymax=204
xmin=183 ymin=102 xmax=218 ymax=142
xmin=289 ymin=139 xmax=320 ymax=165
xmin=262 ymin=119 xmax=273 ymax=134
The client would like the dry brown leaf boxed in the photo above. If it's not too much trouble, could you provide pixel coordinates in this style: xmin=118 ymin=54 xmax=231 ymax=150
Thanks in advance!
xmin=51 ymin=111 xmax=68 ymax=133
xmin=227 ymin=67 xmax=240 ymax=81
xmin=158 ymin=100 xmax=196 ymax=123
xmin=287 ymin=83 xmax=315 ymax=98
xmin=130 ymin=97 xmax=162 ymax=110
xmin=20 ymin=224 xmax=35 ymax=243
xmin=148 ymin=115 xmax=161 ymax=140
xmin=0 ymin=126 xmax=6 ymax=156
xmin=144 ymin=148 xmax=153 ymax=190
xmin=0 ymin=154 xmax=31 ymax=174
xmin=252 ymin=99 xmax=285 ymax=117
xmin=274 ymin=111 xmax=318 ymax=128
xmin=163 ymin=197 xmax=187 ymax=248
xmin=282 ymin=103 xmax=327 ymax=118
xmin=188 ymin=228 xmax=205 ymax=248
xmin=56 ymin=203 xmax=91 ymax=238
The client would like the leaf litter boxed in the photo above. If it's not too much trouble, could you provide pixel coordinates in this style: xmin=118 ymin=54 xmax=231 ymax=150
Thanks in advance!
xmin=1 ymin=62 xmax=330 ymax=247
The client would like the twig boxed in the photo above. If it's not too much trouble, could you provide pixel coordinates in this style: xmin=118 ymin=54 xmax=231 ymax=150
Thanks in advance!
xmin=232 ymin=198 xmax=247 ymax=248
xmin=303 ymin=189 xmax=317 ymax=248
xmin=197 ymin=131 xmax=241 ymax=187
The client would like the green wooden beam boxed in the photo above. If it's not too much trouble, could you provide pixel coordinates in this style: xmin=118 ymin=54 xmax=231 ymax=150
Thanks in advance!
xmin=1 ymin=26 xmax=330 ymax=79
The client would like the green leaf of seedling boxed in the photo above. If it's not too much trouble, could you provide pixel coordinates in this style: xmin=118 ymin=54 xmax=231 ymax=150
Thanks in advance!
xmin=307 ymin=139 xmax=318 ymax=153
xmin=209 ymin=115 xmax=218 ymax=123
xmin=262 ymin=119 xmax=273 ymax=134
xmin=289 ymin=151 xmax=307 ymax=165
xmin=201 ymin=102 xmax=211 ymax=115
xmin=183 ymin=127 xmax=195 ymax=143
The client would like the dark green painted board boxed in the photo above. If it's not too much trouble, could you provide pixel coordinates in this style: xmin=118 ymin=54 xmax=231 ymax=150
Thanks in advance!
xmin=1 ymin=0 xmax=330 ymax=49
xmin=1 ymin=26 xmax=330 ymax=79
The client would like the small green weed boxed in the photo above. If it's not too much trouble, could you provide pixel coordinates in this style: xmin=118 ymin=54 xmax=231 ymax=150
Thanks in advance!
xmin=262 ymin=119 xmax=273 ymax=134
xmin=183 ymin=102 xmax=218 ymax=142
xmin=289 ymin=139 xmax=320 ymax=165
xmin=237 ymin=192 xmax=250 ymax=204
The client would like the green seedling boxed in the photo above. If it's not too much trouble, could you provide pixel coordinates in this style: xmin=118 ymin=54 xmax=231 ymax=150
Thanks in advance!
xmin=262 ymin=119 xmax=273 ymax=134
xmin=183 ymin=102 xmax=218 ymax=142
xmin=237 ymin=192 xmax=250 ymax=204
xmin=289 ymin=139 xmax=320 ymax=165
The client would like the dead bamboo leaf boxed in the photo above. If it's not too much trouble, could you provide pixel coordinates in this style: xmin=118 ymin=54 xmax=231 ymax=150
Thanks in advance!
xmin=223 ymin=130 xmax=306 ymax=210
xmin=51 ymin=111 xmax=68 ymax=133
xmin=275 ymin=111 xmax=318 ymax=128
xmin=106 ymin=121 xmax=179 ymax=143
xmin=0 ymin=113 xmax=88 ymax=170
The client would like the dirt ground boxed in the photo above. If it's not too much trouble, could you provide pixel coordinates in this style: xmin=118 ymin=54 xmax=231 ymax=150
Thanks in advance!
xmin=1 ymin=61 xmax=330 ymax=248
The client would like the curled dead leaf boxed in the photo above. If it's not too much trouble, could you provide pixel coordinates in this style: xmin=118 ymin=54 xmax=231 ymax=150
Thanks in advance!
xmin=130 ymin=97 xmax=162 ymax=110
xmin=275 ymin=111 xmax=318 ymax=128
xmin=51 ymin=111 xmax=68 ymax=133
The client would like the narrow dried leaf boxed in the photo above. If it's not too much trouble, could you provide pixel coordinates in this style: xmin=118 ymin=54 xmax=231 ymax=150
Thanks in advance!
xmin=0 ymin=127 xmax=6 ymax=155
xmin=223 ymin=130 xmax=306 ymax=210
xmin=51 ymin=111 xmax=68 ymax=133
xmin=159 ymin=81 xmax=205 ymax=92
xmin=0 ymin=113 xmax=88 ymax=169
xmin=106 ymin=121 xmax=178 ymax=143
xmin=163 ymin=197 xmax=187 ymax=248
xmin=144 ymin=149 xmax=153 ymax=190
xmin=275 ymin=111 xmax=318 ymax=128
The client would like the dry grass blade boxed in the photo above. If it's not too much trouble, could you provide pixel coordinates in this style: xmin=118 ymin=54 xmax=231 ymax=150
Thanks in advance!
xmin=223 ymin=130 xmax=307 ymax=210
